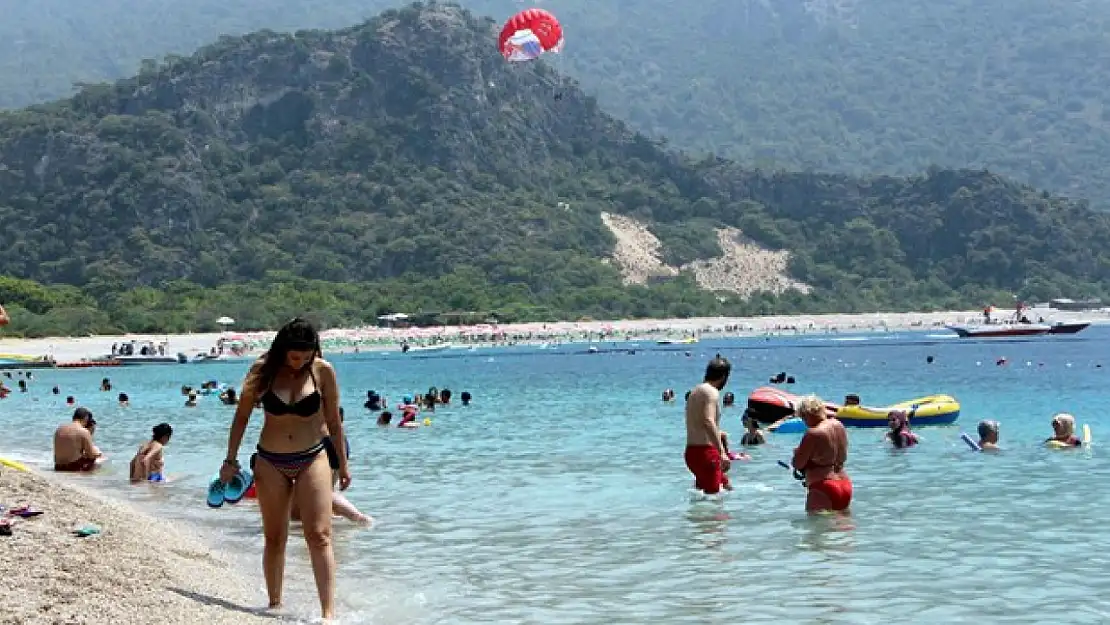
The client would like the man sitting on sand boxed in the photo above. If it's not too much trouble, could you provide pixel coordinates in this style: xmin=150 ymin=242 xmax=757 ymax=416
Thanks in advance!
xmin=130 ymin=423 xmax=173 ymax=482
xmin=684 ymin=355 xmax=733 ymax=494
xmin=54 ymin=407 xmax=102 ymax=472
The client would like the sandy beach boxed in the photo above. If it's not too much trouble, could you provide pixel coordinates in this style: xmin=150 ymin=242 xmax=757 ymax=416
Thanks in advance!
xmin=0 ymin=308 xmax=1106 ymax=363
xmin=0 ymin=469 xmax=276 ymax=625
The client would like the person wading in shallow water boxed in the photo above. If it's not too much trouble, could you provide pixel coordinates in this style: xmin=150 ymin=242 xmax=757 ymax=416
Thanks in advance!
xmin=684 ymin=355 xmax=733 ymax=494
xmin=219 ymin=318 xmax=351 ymax=620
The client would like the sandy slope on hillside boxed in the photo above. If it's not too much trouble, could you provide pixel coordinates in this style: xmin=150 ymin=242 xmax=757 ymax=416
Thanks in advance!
xmin=599 ymin=212 xmax=810 ymax=296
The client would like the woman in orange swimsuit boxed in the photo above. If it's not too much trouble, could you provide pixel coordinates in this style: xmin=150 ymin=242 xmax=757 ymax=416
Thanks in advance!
xmin=792 ymin=395 xmax=852 ymax=513
xmin=219 ymin=318 xmax=350 ymax=620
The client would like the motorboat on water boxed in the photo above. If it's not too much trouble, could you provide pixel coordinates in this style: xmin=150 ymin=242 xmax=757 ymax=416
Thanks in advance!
xmin=945 ymin=323 xmax=1051 ymax=338
xmin=402 ymin=343 xmax=451 ymax=354
xmin=105 ymin=340 xmax=186 ymax=365
xmin=946 ymin=320 xmax=1090 ymax=338
xmin=656 ymin=337 xmax=698 ymax=345
xmin=1047 ymin=321 xmax=1091 ymax=334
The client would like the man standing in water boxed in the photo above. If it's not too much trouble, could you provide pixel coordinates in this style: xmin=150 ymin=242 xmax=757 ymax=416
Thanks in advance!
xmin=685 ymin=355 xmax=732 ymax=494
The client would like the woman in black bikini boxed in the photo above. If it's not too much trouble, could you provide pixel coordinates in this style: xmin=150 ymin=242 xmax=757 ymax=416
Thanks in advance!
xmin=218 ymin=318 xmax=350 ymax=620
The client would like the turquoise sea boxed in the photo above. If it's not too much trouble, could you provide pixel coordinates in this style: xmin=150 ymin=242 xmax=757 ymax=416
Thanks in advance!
xmin=3 ymin=328 xmax=1110 ymax=623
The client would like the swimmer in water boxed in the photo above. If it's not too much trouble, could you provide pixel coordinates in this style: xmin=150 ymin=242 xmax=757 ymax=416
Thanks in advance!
xmin=377 ymin=410 xmax=393 ymax=426
xmin=398 ymin=397 xmax=420 ymax=428
xmin=977 ymin=420 xmax=1001 ymax=451
xmin=461 ymin=391 xmax=472 ymax=406
xmin=130 ymin=423 xmax=172 ymax=482
xmin=792 ymin=395 xmax=852 ymax=514
xmin=885 ymin=410 xmax=918 ymax=448
xmin=1047 ymin=413 xmax=1082 ymax=447
xmin=684 ymin=355 xmax=733 ymax=494
xmin=722 ymin=391 xmax=735 ymax=407
xmin=740 ymin=411 xmax=766 ymax=446
xmin=661 ymin=388 xmax=675 ymax=403
xmin=118 ymin=392 xmax=130 ymax=407
xmin=185 ymin=391 xmax=198 ymax=407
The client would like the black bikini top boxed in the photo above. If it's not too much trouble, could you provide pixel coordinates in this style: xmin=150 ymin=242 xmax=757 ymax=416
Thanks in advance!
xmin=262 ymin=370 xmax=321 ymax=417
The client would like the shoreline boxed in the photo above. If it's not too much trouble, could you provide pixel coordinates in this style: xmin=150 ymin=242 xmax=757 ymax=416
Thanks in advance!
xmin=0 ymin=468 xmax=278 ymax=625
xmin=0 ymin=309 xmax=1105 ymax=363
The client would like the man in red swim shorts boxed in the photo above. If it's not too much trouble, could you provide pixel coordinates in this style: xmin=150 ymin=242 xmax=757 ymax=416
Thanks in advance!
xmin=792 ymin=395 xmax=852 ymax=513
xmin=684 ymin=355 xmax=733 ymax=494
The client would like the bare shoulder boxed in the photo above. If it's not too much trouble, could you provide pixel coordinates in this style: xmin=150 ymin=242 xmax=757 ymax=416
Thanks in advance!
xmin=690 ymin=382 xmax=715 ymax=401
xmin=313 ymin=358 xmax=338 ymax=383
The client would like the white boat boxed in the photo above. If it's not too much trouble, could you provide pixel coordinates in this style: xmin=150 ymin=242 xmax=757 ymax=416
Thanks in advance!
xmin=106 ymin=340 xmax=186 ymax=365
xmin=406 ymin=344 xmax=451 ymax=353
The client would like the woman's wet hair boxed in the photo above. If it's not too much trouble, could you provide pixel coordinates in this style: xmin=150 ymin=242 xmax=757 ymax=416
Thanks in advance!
xmin=252 ymin=317 xmax=320 ymax=392
xmin=378 ymin=411 xmax=393 ymax=424
xmin=153 ymin=423 xmax=173 ymax=440
xmin=704 ymin=355 xmax=731 ymax=383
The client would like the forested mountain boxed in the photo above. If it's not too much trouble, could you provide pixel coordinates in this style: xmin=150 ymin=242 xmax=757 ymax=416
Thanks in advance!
xmin=1 ymin=3 xmax=1109 ymax=337
xmin=3 ymin=0 xmax=1110 ymax=204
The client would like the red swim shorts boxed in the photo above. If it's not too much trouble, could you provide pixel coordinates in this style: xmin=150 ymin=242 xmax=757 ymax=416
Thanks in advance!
xmin=809 ymin=478 xmax=853 ymax=511
xmin=685 ymin=445 xmax=729 ymax=494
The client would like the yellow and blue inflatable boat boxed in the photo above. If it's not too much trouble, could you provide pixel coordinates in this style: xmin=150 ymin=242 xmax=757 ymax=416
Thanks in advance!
xmin=835 ymin=395 xmax=960 ymax=428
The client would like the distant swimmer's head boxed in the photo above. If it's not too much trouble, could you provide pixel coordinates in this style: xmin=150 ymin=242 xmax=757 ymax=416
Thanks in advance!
xmin=52 ymin=386 xmax=59 ymax=395
xmin=378 ymin=411 xmax=393 ymax=425
xmin=723 ymin=392 xmax=735 ymax=406
xmin=118 ymin=393 xmax=129 ymax=405
xmin=796 ymin=395 xmax=827 ymax=427
xmin=684 ymin=390 xmax=691 ymax=403
xmin=704 ymin=354 xmax=731 ymax=388
xmin=1051 ymin=413 xmax=1076 ymax=438
xmin=152 ymin=422 xmax=173 ymax=444
xmin=977 ymin=420 xmax=1000 ymax=444
xmin=66 ymin=396 xmax=75 ymax=405
xmin=844 ymin=394 xmax=861 ymax=406
xmin=461 ymin=391 xmax=472 ymax=406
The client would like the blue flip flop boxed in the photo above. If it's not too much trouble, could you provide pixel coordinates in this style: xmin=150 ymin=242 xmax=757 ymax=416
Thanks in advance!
xmin=223 ymin=469 xmax=253 ymax=505
xmin=206 ymin=477 xmax=226 ymax=508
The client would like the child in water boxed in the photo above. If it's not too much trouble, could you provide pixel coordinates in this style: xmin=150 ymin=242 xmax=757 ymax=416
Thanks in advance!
xmin=886 ymin=410 xmax=919 ymax=448
xmin=1047 ymin=413 xmax=1082 ymax=447
xmin=130 ymin=423 xmax=172 ymax=482
xmin=740 ymin=411 xmax=766 ymax=446
xmin=977 ymin=420 xmax=1001 ymax=451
